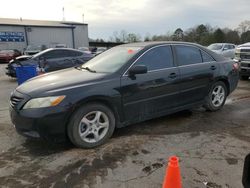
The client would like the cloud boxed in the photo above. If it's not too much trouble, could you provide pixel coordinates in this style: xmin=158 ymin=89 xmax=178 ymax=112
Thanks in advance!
xmin=0 ymin=0 xmax=249 ymax=40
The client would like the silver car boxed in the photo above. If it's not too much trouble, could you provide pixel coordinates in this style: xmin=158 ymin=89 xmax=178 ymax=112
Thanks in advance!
xmin=207 ymin=43 xmax=236 ymax=59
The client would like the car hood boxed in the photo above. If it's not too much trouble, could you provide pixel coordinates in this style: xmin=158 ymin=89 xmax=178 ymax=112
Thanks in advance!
xmin=16 ymin=68 xmax=108 ymax=96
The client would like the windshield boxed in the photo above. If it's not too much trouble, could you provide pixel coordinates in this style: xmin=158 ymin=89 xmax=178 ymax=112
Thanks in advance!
xmin=81 ymin=46 xmax=142 ymax=73
xmin=208 ymin=44 xmax=223 ymax=50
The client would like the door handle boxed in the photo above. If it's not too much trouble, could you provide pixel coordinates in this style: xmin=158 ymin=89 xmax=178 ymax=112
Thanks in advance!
xmin=168 ymin=73 xmax=177 ymax=79
xmin=210 ymin=65 xmax=217 ymax=70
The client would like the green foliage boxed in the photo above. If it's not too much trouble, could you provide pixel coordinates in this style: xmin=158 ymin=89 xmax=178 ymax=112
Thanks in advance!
xmin=213 ymin=29 xmax=225 ymax=43
xmin=241 ymin=31 xmax=250 ymax=43
xmin=107 ymin=20 xmax=250 ymax=45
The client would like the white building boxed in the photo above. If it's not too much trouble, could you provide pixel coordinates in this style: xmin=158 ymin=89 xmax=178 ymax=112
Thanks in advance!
xmin=0 ymin=18 xmax=89 ymax=51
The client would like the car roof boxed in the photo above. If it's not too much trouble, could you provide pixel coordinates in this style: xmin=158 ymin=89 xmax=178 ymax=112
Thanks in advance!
xmin=209 ymin=43 xmax=235 ymax=45
xmin=120 ymin=41 xmax=207 ymax=48
xmin=120 ymin=41 xmax=226 ymax=62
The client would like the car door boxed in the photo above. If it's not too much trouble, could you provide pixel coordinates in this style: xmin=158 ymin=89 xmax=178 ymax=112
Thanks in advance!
xmin=120 ymin=45 xmax=181 ymax=122
xmin=173 ymin=45 xmax=218 ymax=106
xmin=222 ymin=44 xmax=231 ymax=58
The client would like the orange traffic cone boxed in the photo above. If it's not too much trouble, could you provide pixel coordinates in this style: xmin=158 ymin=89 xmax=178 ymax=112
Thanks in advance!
xmin=162 ymin=156 xmax=182 ymax=188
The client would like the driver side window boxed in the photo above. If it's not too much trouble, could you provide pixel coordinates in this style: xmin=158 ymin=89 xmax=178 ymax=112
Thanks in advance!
xmin=135 ymin=46 xmax=174 ymax=71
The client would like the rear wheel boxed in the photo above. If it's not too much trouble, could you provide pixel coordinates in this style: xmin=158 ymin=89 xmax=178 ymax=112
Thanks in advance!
xmin=67 ymin=103 xmax=115 ymax=148
xmin=240 ymin=75 xmax=249 ymax=80
xmin=204 ymin=81 xmax=227 ymax=111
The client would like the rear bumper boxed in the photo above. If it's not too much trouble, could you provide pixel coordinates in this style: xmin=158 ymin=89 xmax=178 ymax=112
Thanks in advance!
xmin=0 ymin=57 xmax=11 ymax=63
xmin=228 ymin=71 xmax=239 ymax=94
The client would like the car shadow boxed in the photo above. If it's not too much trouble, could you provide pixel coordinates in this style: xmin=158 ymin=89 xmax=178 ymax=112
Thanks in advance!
xmin=21 ymin=139 xmax=73 ymax=157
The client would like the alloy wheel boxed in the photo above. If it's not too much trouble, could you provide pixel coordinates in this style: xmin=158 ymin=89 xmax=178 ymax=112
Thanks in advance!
xmin=78 ymin=111 xmax=109 ymax=143
xmin=211 ymin=85 xmax=225 ymax=107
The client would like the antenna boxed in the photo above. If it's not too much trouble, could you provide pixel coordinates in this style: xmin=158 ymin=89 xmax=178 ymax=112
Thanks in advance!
xmin=82 ymin=13 xmax=84 ymax=23
xmin=62 ymin=7 xmax=65 ymax=21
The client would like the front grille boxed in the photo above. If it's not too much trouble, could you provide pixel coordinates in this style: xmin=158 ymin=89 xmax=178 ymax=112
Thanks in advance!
xmin=240 ymin=54 xmax=250 ymax=60
xmin=241 ymin=63 xmax=250 ymax=67
xmin=10 ymin=96 xmax=24 ymax=108
xmin=241 ymin=49 xmax=250 ymax=53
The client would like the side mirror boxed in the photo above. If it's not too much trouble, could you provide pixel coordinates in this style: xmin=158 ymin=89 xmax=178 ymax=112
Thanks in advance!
xmin=223 ymin=47 xmax=229 ymax=51
xmin=128 ymin=65 xmax=147 ymax=77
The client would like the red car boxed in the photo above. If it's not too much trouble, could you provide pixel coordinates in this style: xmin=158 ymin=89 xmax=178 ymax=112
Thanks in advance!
xmin=0 ymin=50 xmax=21 ymax=63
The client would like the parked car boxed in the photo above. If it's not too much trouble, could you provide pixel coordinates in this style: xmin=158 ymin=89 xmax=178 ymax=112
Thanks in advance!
xmin=91 ymin=47 xmax=107 ymax=55
xmin=6 ymin=48 xmax=94 ymax=77
xmin=0 ymin=49 xmax=21 ymax=63
xmin=54 ymin=44 xmax=67 ymax=48
xmin=24 ymin=44 xmax=47 ymax=55
xmin=78 ymin=47 xmax=92 ymax=54
xmin=235 ymin=42 xmax=250 ymax=80
xmin=207 ymin=43 xmax=236 ymax=59
xmin=9 ymin=42 xmax=239 ymax=148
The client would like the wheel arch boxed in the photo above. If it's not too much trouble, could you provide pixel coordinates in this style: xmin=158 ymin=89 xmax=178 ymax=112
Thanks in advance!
xmin=67 ymin=96 xmax=122 ymax=129
xmin=214 ymin=77 xmax=230 ymax=95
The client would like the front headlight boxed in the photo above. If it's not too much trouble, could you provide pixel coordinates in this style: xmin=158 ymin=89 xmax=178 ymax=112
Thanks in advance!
xmin=23 ymin=96 xmax=65 ymax=109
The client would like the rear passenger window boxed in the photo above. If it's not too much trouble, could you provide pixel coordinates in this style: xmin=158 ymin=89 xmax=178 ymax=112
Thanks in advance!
xmin=175 ymin=45 xmax=202 ymax=66
xmin=201 ymin=51 xmax=214 ymax=62
xmin=135 ymin=46 xmax=174 ymax=71
xmin=68 ymin=51 xmax=83 ymax=57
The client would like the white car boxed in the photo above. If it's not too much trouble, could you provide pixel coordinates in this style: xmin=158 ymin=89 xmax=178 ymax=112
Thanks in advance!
xmin=207 ymin=43 xmax=236 ymax=59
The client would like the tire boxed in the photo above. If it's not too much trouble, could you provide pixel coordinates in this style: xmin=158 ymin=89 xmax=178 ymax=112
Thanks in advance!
xmin=204 ymin=81 xmax=227 ymax=112
xmin=67 ymin=103 xmax=115 ymax=148
xmin=240 ymin=76 xmax=249 ymax=80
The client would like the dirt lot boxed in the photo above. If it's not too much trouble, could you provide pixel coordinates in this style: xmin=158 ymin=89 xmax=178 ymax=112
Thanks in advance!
xmin=0 ymin=64 xmax=249 ymax=188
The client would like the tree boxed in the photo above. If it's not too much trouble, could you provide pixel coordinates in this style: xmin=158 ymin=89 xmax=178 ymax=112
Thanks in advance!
xmin=225 ymin=30 xmax=240 ymax=44
xmin=144 ymin=33 xmax=152 ymax=41
xmin=126 ymin=33 xmax=141 ymax=43
xmin=213 ymin=29 xmax=225 ymax=43
xmin=119 ymin=30 xmax=128 ymax=42
xmin=172 ymin=28 xmax=184 ymax=41
xmin=241 ymin=31 xmax=250 ymax=43
xmin=237 ymin=20 xmax=250 ymax=34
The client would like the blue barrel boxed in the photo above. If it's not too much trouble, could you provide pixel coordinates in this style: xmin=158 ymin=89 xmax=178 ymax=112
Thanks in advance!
xmin=15 ymin=65 xmax=38 ymax=85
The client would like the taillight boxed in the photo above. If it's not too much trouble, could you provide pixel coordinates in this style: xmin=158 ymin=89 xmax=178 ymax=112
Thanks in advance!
xmin=233 ymin=62 xmax=239 ymax=71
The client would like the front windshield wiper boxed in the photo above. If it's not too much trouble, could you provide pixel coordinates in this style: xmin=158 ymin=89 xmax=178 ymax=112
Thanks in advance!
xmin=76 ymin=66 xmax=96 ymax=73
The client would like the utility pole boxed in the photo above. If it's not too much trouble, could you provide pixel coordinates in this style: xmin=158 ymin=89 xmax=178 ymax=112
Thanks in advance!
xmin=62 ymin=7 xmax=65 ymax=21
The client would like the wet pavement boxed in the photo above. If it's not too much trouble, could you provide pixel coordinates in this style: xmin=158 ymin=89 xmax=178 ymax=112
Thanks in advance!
xmin=0 ymin=64 xmax=249 ymax=188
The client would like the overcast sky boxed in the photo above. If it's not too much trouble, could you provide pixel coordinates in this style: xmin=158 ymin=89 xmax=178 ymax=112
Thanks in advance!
xmin=0 ymin=0 xmax=249 ymax=40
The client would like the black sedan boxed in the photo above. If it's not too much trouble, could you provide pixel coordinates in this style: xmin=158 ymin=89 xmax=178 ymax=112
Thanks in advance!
xmin=9 ymin=42 xmax=239 ymax=148
xmin=6 ymin=48 xmax=94 ymax=77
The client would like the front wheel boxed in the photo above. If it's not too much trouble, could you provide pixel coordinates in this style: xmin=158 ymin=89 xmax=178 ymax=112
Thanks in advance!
xmin=204 ymin=81 xmax=227 ymax=111
xmin=67 ymin=103 xmax=115 ymax=148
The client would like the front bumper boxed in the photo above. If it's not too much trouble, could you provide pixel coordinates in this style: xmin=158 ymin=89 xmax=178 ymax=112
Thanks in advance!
xmin=10 ymin=91 xmax=71 ymax=142
xmin=240 ymin=60 xmax=250 ymax=76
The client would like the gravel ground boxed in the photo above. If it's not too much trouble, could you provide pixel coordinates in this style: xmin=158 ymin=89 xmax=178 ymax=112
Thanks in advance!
xmin=0 ymin=63 xmax=249 ymax=188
